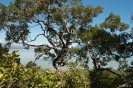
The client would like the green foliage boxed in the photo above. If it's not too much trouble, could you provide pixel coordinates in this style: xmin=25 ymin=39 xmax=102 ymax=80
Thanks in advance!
xmin=34 ymin=47 xmax=55 ymax=60
xmin=89 ymin=69 xmax=124 ymax=88
xmin=0 ymin=0 xmax=104 ymax=64
xmin=79 ymin=25 xmax=112 ymax=43
xmin=0 ymin=0 xmax=103 ymax=44
xmin=0 ymin=44 xmax=9 ymax=59
xmin=25 ymin=61 xmax=38 ymax=68
xmin=0 ymin=51 xmax=60 ymax=88
xmin=61 ymin=62 xmax=90 ymax=88
xmin=100 ymin=12 xmax=129 ymax=33
xmin=77 ymin=12 xmax=131 ymax=69
xmin=0 ymin=51 xmax=90 ymax=88
xmin=0 ymin=0 xmax=133 ymax=87
xmin=0 ymin=50 xmax=132 ymax=88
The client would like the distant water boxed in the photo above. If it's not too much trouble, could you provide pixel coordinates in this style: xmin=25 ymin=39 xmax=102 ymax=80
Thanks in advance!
xmin=9 ymin=49 xmax=57 ymax=70
xmin=9 ymin=48 xmax=126 ymax=70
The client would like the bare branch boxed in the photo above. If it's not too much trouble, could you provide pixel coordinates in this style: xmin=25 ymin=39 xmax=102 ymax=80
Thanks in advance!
xmin=117 ymin=80 xmax=133 ymax=88
xmin=46 ymin=24 xmax=65 ymax=48
xmin=100 ymin=68 xmax=122 ymax=77
xmin=88 ymin=48 xmax=97 ymax=68
xmin=46 ymin=36 xmax=56 ymax=47
xmin=58 ymin=34 xmax=65 ymax=48
xmin=62 ymin=18 xmax=71 ymax=48
xmin=35 ymin=52 xmax=45 ymax=60
xmin=38 ymin=22 xmax=45 ymax=31
xmin=32 ymin=17 xmax=46 ymax=32
xmin=27 ymin=34 xmax=44 ymax=42
xmin=22 ymin=40 xmax=54 ymax=49
xmin=66 ymin=32 xmax=71 ymax=46
xmin=88 ymin=48 xmax=95 ymax=58
xmin=63 ymin=19 xmax=70 ymax=33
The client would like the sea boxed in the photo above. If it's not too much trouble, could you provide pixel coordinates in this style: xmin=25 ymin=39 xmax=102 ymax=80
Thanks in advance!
xmin=9 ymin=48 xmax=67 ymax=70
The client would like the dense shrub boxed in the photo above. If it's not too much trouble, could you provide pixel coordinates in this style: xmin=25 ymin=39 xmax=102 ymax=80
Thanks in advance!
xmin=0 ymin=51 xmax=89 ymax=88
xmin=89 ymin=69 xmax=125 ymax=88
xmin=60 ymin=62 xmax=90 ymax=88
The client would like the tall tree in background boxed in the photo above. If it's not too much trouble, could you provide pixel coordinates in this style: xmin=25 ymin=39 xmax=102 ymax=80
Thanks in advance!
xmin=0 ymin=0 xmax=103 ymax=73
xmin=78 ymin=12 xmax=132 ymax=70
xmin=116 ymin=12 xmax=133 ymax=88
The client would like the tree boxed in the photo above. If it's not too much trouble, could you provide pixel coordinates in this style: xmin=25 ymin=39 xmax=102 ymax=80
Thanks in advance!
xmin=78 ymin=12 xmax=130 ymax=70
xmin=0 ymin=0 xmax=103 ymax=73
xmin=116 ymin=12 xmax=133 ymax=88
xmin=25 ymin=61 xmax=37 ymax=68
xmin=0 ymin=43 xmax=9 ymax=59
xmin=77 ymin=13 xmax=133 ymax=88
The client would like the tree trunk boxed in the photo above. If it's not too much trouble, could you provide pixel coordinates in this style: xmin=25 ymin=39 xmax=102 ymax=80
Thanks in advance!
xmin=56 ymin=65 xmax=61 ymax=74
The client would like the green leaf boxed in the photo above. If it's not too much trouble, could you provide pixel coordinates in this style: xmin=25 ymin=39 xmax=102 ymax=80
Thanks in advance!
xmin=12 ymin=62 xmax=17 ymax=68
xmin=0 ymin=73 xmax=3 ymax=79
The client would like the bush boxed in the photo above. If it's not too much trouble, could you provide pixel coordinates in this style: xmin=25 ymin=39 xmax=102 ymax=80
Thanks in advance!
xmin=0 ymin=50 xmax=130 ymax=88
xmin=0 ymin=51 xmax=61 ymax=88
xmin=59 ymin=62 xmax=90 ymax=88
xmin=0 ymin=51 xmax=90 ymax=88
xmin=89 ymin=69 xmax=124 ymax=88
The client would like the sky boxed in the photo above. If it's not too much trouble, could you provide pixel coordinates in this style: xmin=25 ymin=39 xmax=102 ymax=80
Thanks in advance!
xmin=0 ymin=0 xmax=133 ymax=69
xmin=0 ymin=0 xmax=133 ymax=43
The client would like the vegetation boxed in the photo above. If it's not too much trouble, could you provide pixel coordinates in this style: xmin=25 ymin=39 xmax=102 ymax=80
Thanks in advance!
xmin=0 ymin=0 xmax=104 ymax=73
xmin=0 ymin=51 xmax=132 ymax=88
xmin=0 ymin=43 xmax=9 ymax=59
xmin=0 ymin=0 xmax=133 ymax=87
xmin=0 ymin=51 xmax=89 ymax=88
